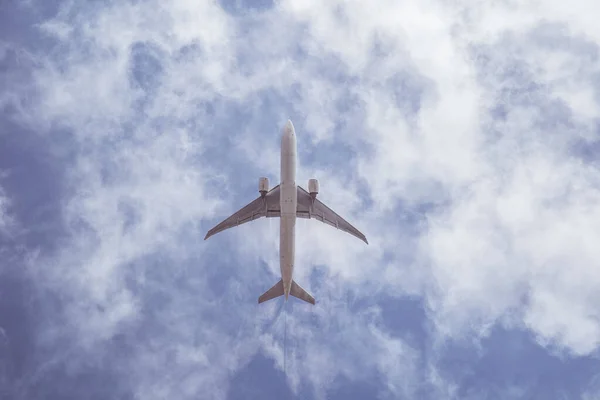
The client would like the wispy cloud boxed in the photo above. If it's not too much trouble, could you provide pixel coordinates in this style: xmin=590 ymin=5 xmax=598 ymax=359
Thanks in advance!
xmin=2 ymin=0 xmax=600 ymax=398
xmin=0 ymin=184 xmax=13 ymax=237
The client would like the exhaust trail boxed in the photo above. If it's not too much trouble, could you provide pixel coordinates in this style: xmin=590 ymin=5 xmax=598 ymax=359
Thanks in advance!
xmin=283 ymin=301 xmax=287 ymax=376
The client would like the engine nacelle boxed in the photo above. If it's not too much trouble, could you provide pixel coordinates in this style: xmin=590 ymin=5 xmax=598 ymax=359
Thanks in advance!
xmin=308 ymin=178 xmax=319 ymax=199
xmin=259 ymin=177 xmax=269 ymax=197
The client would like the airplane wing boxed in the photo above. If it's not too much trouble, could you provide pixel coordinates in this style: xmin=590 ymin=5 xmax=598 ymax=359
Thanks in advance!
xmin=296 ymin=186 xmax=368 ymax=244
xmin=204 ymin=185 xmax=281 ymax=240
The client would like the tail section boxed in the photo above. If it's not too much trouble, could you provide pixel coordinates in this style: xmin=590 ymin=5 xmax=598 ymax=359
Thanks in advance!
xmin=258 ymin=279 xmax=316 ymax=305
xmin=258 ymin=280 xmax=284 ymax=304
xmin=290 ymin=280 xmax=315 ymax=305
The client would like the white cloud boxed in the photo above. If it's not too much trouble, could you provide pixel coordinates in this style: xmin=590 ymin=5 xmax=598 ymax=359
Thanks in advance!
xmin=274 ymin=0 xmax=600 ymax=359
xmin=0 ymin=180 xmax=14 ymax=238
xmin=6 ymin=0 xmax=600 ymax=397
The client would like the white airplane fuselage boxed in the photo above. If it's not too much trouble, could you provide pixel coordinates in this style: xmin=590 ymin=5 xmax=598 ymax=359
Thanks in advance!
xmin=279 ymin=120 xmax=297 ymax=300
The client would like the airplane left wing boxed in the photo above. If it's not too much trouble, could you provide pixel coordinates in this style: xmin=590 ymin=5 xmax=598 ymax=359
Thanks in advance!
xmin=296 ymin=186 xmax=368 ymax=244
xmin=204 ymin=185 xmax=281 ymax=240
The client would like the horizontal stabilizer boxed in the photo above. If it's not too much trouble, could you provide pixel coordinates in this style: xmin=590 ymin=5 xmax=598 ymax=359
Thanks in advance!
xmin=258 ymin=280 xmax=284 ymax=304
xmin=290 ymin=280 xmax=315 ymax=305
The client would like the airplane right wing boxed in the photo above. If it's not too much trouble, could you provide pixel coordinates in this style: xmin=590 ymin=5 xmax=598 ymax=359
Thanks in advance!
xmin=204 ymin=185 xmax=281 ymax=240
xmin=296 ymin=186 xmax=368 ymax=244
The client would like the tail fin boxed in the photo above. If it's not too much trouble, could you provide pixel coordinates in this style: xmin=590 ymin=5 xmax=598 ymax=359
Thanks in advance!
xmin=258 ymin=280 xmax=284 ymax=304
xmin=290 ymin=280 xmax=315 ymax=305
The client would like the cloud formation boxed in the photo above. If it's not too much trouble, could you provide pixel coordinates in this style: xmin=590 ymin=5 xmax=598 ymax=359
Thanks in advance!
xmin=2 ymin=0 xmax=600 ymax=398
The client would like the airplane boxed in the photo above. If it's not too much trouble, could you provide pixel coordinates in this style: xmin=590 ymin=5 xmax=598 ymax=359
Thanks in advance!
xmin=204 ymin=120 xmax=368 ymax=305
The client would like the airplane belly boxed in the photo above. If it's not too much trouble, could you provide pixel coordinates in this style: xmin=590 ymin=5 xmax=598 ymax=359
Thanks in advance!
xmin=279 ymin=119 xmax=297 ymax=297
xmin=280 ymin=120 xmax=297 ymax=187
xmin=279 ymin=214 xmax=295 ymax=285
xmin=280 ymin=150 xmax=296 ymax=186
xmin=280 ymin=128 xmax=297 ymax=214
xmin=280 ymin=180 xmax=296 ymax=288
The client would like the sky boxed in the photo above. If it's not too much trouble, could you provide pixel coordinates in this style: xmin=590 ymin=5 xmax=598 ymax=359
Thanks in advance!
xmin=1 ymin=0 xmax=600 ymax=399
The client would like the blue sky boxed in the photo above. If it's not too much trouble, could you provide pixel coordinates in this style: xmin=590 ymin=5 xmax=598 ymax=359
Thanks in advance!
xmin=2 ymin=0 xmax=600 ymax=399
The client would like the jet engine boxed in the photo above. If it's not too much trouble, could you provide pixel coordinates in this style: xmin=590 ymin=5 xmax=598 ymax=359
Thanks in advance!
xmin=308 ymin=178 xmax=319 ymax=199
xmin=259 ymin=177 xmax=269 ymax=197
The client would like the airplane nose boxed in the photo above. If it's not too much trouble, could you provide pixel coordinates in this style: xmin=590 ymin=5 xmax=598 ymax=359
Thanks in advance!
xmin=284 ymin=119 xmax=295 ymax=135
xmin=281 ymin=119 xmax=296 ymax=150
